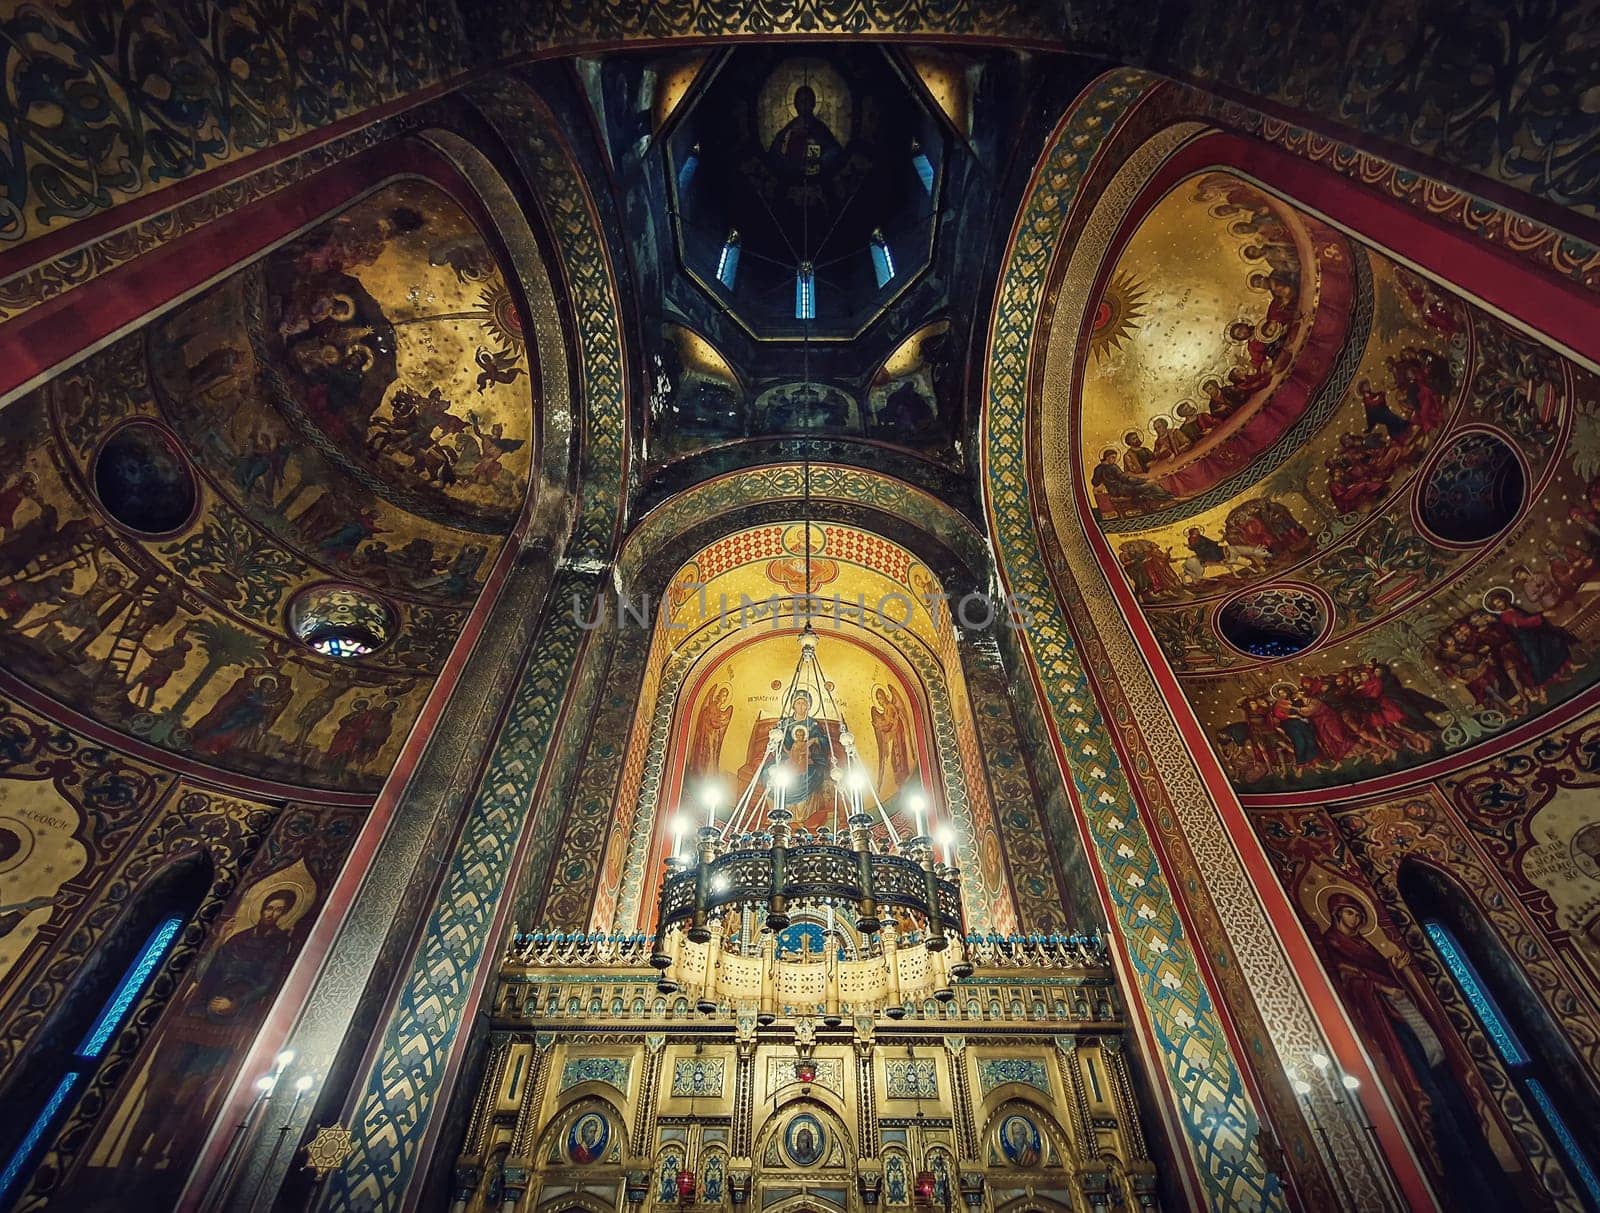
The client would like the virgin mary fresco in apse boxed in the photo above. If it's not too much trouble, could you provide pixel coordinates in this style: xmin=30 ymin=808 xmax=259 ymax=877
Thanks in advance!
xmin=761 ymin=689 xmax=837 ymax=824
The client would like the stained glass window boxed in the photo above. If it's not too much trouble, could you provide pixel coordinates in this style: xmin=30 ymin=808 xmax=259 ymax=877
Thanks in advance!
xmin=870 ymin=229 xmax=896 ymax=288
xmin=717 ymin=230 xmax=741 ymax=289
xmin=1526 ymin=1080 xmax=1600 ymax=1208
xmin=1424 ymin=917 xmax=1600 ymax=1208
xmin=795 ymin=262 xmax=816 ymax=320
xmin=677 ymin=143 xmax=700 ymax=195
xmin=79 ymin=916 xmax=183 ymax=1059
xmin=911 ymin=139 xmax=934 ymax=195
xmin=0 ymin=915 xmax=183 ymax=1204
xmin=1422 ymin=920 xmax=1527 ymax=1064
xmin=287 ymin=584 xmax=394 ymax=660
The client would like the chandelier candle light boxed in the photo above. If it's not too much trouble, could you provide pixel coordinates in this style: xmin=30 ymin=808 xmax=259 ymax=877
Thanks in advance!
xmin=650 ymin=625 xmax=970 ymax=990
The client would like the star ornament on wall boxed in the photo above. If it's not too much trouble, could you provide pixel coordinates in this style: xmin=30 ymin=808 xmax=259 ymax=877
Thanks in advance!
xmin=303 ymin=1124 xmax=355 ymax=1181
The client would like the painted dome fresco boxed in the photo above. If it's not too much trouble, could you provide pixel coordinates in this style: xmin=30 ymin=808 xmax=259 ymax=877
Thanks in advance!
xmin=1082 ymin=171 xmax=1357 ymax=525
xmin=1071 ymin=163 xmax=1595 ymax=799
xmin=0 ymin=171 xmax=540 ymax=794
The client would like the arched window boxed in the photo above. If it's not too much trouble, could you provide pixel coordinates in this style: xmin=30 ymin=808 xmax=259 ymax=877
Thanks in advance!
xmin=1401 ymin=862 xmax=1600 ymax=1209
xmin=0 ymin=854 xmax=208 ymax=1203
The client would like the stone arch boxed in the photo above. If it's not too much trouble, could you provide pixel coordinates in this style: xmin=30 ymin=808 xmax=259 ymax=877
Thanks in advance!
xmin=976 ymin=64 xmax=1600 ymax=1212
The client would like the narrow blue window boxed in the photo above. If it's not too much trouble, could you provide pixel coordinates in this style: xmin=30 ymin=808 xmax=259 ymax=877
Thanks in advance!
xmin=795 ymin=262 xmax=815 ymax=321
xmin=1422 ymin=920 xmax=1527 ymax=1064
xmin=1526 ymin=1080 xmax=1600 ymax=1208
xmin=911 ymin=139 xmax=934 ymax=195
xmin=1424 ymin=917 xmax=1600 ymax=1209
xmin=870 ymin=229 xmax=895 ymax=289
xmin=716 ymin=230 xmax=741 ymax=289
xmin=78 ymin=916 xmax=183 ymax=1059
xmin=0 ymin=1074 xmax=78 ymax=1203
xmin=677 ymin=142 xmax=700 ymax=195
xmin=0 ymin=915 xmax=183 ymax=1204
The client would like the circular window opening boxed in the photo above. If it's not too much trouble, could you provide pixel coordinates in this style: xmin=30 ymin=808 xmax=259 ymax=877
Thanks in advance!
xmin=93 ymin=421 xmax=197 ymax=534
xmin=1420 ymin=430 xmax=1525 ymax=544
xmin=288 ymin=584 xmax=394 ymax=659
xmin=1217 ymin=586 xmax=1328 ymax=658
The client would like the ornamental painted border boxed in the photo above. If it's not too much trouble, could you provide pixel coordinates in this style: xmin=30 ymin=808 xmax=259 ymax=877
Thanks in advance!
xmin=320 ymin=81 xmax=629 ymax=1210
xmin=979 ymin=68 xmax=1286 ymax=1213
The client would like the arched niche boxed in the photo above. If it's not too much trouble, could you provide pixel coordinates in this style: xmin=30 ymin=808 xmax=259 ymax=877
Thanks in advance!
xmin=532 ymin=1093 xmax=629 ymax=1170
xmin=980 ymin=1098 xmax=1076 ymax=1172
xmin=753 ymin=1098 xmax=854 ymax=1176
xmin=599 ymin=517 xmax=1019 ymax=937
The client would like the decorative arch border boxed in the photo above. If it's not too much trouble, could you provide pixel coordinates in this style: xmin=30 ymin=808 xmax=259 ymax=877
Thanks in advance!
xmin=983 ymin=65 xmax=1600 ymax=1213
xmin=753 ymin=1096 xmax=856 ymax=1173
xmin=984 ymin=68 xmax=1379 ymax=1213
xmin=533 ymin=465 xmax=1044 ymax=932
xmin=583 ymin=469 xmax=1021 ymax=935
xmin=532 ymin=1092 xmax=631 ymax=1169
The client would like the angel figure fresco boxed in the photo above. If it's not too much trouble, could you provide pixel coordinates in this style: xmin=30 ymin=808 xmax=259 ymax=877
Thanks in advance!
xmin=870 ymin=684 xmax=913 ymax=791
xmin=688 ymin=684 xmax=734 ymax=778
xmin=1318 ymin=892 xmax=1522 ymax=1207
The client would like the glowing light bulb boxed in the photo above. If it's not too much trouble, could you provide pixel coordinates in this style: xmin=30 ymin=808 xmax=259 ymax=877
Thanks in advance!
xmin=935 ymin=825 xmax=955 ymax=865
xmin=1341 ymin=1074 xmax=1360 ymax=1091
xmin=699 ymin=784 xmax=721 ymax=808
xmin=275 ymin=1049 xmax=296 ymax=1070
xmin=1309 ymin=1051 xmax=1330 ymax=1071
xmin=769 ymin=767 xmax=793 ymax=790
xmin=295 ymin=1075 xmax=314 ymax=1092
xmin=1291 ymin=1079 xmax=1311 ymax=1096
xmin=712 ymin=874 xmax=730 ymax=893
xmin=256 ymin=1075 xmax=276 ymax=1093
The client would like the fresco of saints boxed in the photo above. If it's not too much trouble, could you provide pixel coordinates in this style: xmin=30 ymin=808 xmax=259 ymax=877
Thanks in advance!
xmin=188 ymin=667 xmax=293 ymax=757
xmin=870 ymin=684 xmax=913 ymax=791
xmin=688 ymin=685 xmax=733 ymax=778
xmin=123 ymin=887 xmax=303 ymax=1180
xmin=1319 ymin=893 xmax=1521 ymax=1206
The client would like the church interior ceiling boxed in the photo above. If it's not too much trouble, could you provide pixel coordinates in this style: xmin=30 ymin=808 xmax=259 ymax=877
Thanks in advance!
xmin=0 ymin=176 xmax=534 ymax=794
xmin=577 ymin=44 xmax=1092 ymax=474
xmin=1081 ymin=170 xmax=1599 ymax=797
xmin=0 ymin=10 xmax=1595 ymax=1213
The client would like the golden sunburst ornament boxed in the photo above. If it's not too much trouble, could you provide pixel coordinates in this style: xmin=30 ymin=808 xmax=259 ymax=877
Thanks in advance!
xmin=1089 ymin=269 xmax=1148 ymax=361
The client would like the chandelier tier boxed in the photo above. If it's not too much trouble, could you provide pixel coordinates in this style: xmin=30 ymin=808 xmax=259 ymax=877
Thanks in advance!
xmin=650 ymin=622 xmax=971 ymax=998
